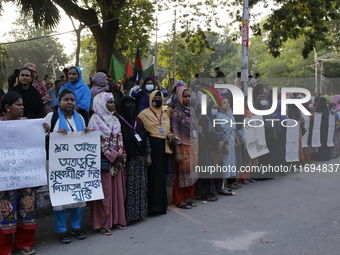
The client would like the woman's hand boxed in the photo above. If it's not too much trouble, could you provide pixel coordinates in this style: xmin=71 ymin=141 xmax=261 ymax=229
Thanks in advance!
xmin=57 ymin=128 xmax=68 ymax=134
xmin=146 ymin=154 xmax=152 ymax=167
xmin=112 ymin=161 xmax=123 ymax=171
xmin=217 ymin=141 xmax=224 ymax=151
xmin=83 ymin=128 xmax=92 ymax=134
xmin=116 ymin=154 xmax=124 ymax=163
xmin=175 ymin=153 xmax=182 ymax=164
xmin=43 ymin=123 xmax=49 ymax=133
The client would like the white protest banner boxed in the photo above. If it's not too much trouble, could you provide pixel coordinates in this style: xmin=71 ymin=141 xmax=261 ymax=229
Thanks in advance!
xmin=301 ymin=114 xmax=310 ymax=148
xmin=311 ymin=112 xmax=322 ymax=147
xmin=244 ymin=115 xmax=269 ymax=159
xmin=49 ymin=131 xmax=104 ymax=207
xmin=285 ymin=120 xmax=300 ymax=162
xmin=0 ymin=119 xmax=47 ymax=191
xmin=327 ymin=115 xmax=335 ymax=147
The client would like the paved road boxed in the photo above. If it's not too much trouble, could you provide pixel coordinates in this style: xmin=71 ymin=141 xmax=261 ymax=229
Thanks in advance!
xmin=12 ymin=158 xmax=340 ymax=255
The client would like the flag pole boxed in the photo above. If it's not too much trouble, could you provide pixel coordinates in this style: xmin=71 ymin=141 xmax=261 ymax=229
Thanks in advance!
xmin=241 ymin=0 xmax=249 ymax=96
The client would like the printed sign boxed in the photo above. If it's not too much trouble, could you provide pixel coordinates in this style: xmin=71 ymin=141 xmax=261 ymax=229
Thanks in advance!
xmin=49 ymin=131 xmax=104 ymax=206
xmin=244 ymin=115 xmax=269 ymax=159
xmin=327 ymin=115 xmax=335 ymax=147
xmin=312 ymin=113 xmax=322 ymax=147
xmin=0 ymin=119 xmax=47 ymax=191
xmin=285 ymin=120 xmax=300 ymax=162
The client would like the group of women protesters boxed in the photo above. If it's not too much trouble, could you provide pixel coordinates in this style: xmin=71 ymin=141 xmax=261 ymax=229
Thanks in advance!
xmin=0 ymin=65 xmax=339 ymax=255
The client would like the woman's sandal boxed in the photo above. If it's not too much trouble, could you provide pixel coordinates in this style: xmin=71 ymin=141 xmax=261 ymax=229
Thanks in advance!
xmin=19 ymin=247 xmax=36 ymax=255
xmin=59 ymin=232 xmax=72 ymax=244
xmin=113 ymin=224 xmax=127 ymax=230
xmin=71 ymin=229 xmax=87 ymax=239
xmin=202 ymin=196 xmax=219 ymax=202
xmin=186 ymin=201 xmax=197 ymax=207
xmin=100 ymin=227 xmax=112 ymax=236
xmin=176 ymin=203 xmax=192 ymax=209
xmin=218 ymin=189 xmax=237 ymax=196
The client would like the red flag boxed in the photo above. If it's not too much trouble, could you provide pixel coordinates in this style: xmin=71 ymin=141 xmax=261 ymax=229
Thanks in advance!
xmin=133 ymin=47 xmax=143 ymax=81
xmin=126 ymin=60 xmax=133 ymax=78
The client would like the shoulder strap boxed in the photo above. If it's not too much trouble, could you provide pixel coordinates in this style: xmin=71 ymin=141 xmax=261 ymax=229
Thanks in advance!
xmin=50 ymin=111 xmax=59 ymax=132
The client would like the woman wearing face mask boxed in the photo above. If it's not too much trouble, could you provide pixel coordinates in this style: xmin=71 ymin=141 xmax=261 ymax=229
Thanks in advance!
xmin=56 ymin=66 xmax=91 ymax=124
xmin=329 ymin=103 xmax=340 ymax=158
xmin=216 ymin=98 xmax=240 ymax=192
xmin=9 ymin=68 xmax=44 ymax=119
xmin=118 ymin=96 xmax=151 ymax=222
xmin=138 ymin=91 xmax=173 ymax=214
xmin=252 ymin=83 xmax=264 ymax=103
xmin=195 ymin=100 xmax=224 ymax=201
xmin=330 ymin=95 xmax=340 ymax=113
xmin=131 ymin=77 xmax=169 ymax=114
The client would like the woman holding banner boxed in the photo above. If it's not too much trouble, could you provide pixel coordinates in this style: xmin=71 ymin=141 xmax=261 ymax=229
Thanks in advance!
xmin=0 ymin=92 xmax=48 ymax=255
xmin=88 ymin=92 xmax=127 ymax=234
xmin=44 ymin=89 xmax=90 ymax=244
xmin=312 ymin=97 xmax=331 ymax=161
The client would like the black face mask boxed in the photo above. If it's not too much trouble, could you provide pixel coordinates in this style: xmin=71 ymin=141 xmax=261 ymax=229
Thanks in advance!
xmin=152 ymin=99 xmax=162 ymax=108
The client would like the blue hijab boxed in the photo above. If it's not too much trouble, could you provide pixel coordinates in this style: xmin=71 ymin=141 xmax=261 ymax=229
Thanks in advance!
xmin=56 ymin=66 xmax=91 ymax=112
xmin=57 ymin=108 xmax=85 ymax=131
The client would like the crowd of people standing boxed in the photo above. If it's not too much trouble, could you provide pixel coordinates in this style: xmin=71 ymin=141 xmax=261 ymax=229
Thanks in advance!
xmin=0 ymin=64 xmax=339 ymax=255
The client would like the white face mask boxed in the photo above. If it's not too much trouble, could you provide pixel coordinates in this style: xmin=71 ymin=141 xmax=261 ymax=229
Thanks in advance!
xmin=308 ymin=104 xmax=313 ymax=109
xmin=145 ymin=84 xmax=154 ymax=91
xmin=211 ymin=109 xmax=218 ymax=116
xmin=260 ymin=100 xmax=267 ymax=107
xmin=331 ymin=109 xmax=336 ymax=112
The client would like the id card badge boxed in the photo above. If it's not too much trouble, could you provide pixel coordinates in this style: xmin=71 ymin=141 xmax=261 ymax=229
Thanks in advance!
xmin=134 ymin=133 xmax=142 ymax=142
xmin=160 ymin=127 xmax=165 ymax=136
xmin=192 ymin=130 xmax=197 ymax=138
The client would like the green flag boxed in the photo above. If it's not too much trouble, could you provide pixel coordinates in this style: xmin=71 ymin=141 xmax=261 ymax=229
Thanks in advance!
xmin=143 ymin=64 xmax=154 ymax=78
xmin=109 ymin=54 xmax=126 ymax=81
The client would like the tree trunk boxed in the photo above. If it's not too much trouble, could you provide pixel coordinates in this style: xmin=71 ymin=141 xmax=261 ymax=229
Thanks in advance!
xmin=54 ymin=0 xmax=122 ymax=71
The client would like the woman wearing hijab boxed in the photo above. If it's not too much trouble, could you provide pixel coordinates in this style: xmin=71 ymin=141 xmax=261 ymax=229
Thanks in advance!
xmin=252 ymin=84 xmax=264 ymax=103
xmin=0 ymin=92 xmax=48 ymax=255
xmin=330 ymin=95 xmax=340 ymax=112
xmin=138 ymin=90 xmax=172 ymax=214
xmin=132 ymin=77 xmax=169 ymax=114
xmin=90 ymin=72 xmax=108 ymax=110
xmin=9 ymin=68 xmax=45 ymax=119
xmin=44 ymin=89 xmax=90 ymax=244
xmin=170 ymin=87 xmax=199 ymax=209
xmin=195 ymin=100 xmax=223 ymax=201
xmin=312 ymin=97 xmax=331 ymax=161
xmin=329 ymin=102 xmax=340 ymax=158
xmin=254 ymin=94 xmax=278 ymax=178
xmin=170 ymin=80 xmax=187 ymax=109
xmin=56 ymin=66 xmax=91 ymax=124
xmin=88 ymin=92 xmax=127 ymax=233
xmin=118 ymin=96 xmax=151 ymax=222
xmin=216 ymin=98 xmax=240 ymax=191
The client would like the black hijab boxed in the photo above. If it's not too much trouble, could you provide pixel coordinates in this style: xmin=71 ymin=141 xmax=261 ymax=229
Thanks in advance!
xmin=118 ymin=96 xmax=148 ymax=160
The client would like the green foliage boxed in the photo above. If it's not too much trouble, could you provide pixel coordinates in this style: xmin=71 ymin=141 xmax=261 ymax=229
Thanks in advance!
xmin=0 ymin=46 xmax=8 ymax=89
xmin=158 ymin=33 xmax=214 ymax=85
xmin=252 ymin=36 xmax=315 ymax=78
xmin=207 ymin=27 xmax=241 ymax=79
xmin=4 ymin=17 xmax=69 ymax=83
xmin=80 ymin=32 xmax=97 ymax=76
